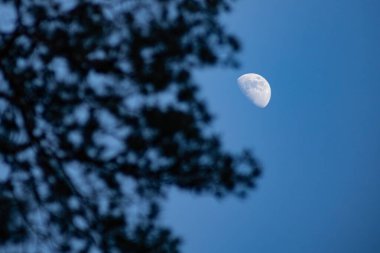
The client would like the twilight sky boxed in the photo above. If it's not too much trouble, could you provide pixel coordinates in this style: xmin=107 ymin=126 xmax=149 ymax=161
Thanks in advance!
xmin=164 ymin=0 xmax=380 ymax=252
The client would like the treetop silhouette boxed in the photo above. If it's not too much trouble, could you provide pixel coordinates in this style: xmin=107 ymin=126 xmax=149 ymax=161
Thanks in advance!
xmin=0 ymin=0 xmax=261 ymax=252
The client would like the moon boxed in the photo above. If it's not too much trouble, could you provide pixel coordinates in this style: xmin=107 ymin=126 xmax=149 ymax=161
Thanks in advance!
xmin=237 ymin=73 xmax=271 ymax=108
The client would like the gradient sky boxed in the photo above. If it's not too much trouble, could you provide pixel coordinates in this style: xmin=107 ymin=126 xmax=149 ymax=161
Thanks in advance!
xmin=163 ymin=0 xmax=380 ymax=252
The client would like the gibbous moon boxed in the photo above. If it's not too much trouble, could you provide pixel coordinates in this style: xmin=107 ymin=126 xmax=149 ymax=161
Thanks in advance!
xmin=237 ymin=73 xmax=271 ymax=108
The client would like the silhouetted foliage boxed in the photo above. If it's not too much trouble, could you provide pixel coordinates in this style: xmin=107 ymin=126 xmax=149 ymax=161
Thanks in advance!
xmin=0 ymin=0 xmax=261 ymax=252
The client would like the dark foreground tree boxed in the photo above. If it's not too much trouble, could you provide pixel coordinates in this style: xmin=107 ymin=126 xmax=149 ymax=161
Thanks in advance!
xmin=0 ymin=0 xmax=261 ymax=252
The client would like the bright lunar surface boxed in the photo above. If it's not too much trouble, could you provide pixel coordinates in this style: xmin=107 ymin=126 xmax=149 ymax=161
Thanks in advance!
xmin=237 ymin=73 xmax=271 ymax=108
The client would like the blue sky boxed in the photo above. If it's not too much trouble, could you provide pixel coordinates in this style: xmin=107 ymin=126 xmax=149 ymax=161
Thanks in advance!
xmin=163 ymin=0 xmax=380 ymax=252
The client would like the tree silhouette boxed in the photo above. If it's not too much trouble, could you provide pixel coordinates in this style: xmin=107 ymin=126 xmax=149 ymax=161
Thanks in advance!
xmin=0 ymin=0 xmax=261 ymax=252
